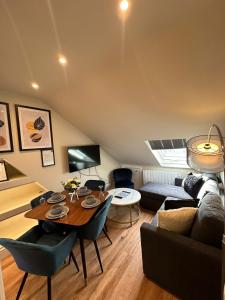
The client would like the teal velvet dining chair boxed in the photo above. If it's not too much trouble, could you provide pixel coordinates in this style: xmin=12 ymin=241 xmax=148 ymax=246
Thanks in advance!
xmin=77 ymin=195 xmax=113 ymax=282
xmin=83 ymin=181 xmax=109 ymax=232
xmin=0 ymin=225 xmax=79 ymax=300
xmin=30 ymin=191 xmax=72 ymax=234
xmin=30 ymin=191 xmax=54 ymax=209
xmin=84 ymin=180 xmax=106 ymax=191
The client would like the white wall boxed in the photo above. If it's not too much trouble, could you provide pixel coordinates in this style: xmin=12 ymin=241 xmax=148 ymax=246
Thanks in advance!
xmin=122 ymin=164 xmax=190 ymax=188
xmin=0 ymin=91 xmax=120 ymax=191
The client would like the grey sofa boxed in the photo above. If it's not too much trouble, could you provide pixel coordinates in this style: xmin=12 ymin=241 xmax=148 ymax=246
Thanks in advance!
xmin=139 ymin=176 xmax=219 ymax=211
xmin=140 ymin=177 xmax=223 ymax=300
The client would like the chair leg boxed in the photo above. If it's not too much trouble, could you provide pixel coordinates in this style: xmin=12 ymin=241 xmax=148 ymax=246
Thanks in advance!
xmin=102 ymin=228 xmax=112 ymax=245
xmin=47 ymin=277 xmax=51 ymax=300
xmin=79 ymin=238 xmax=87 ymax=283
xmin=16 ymin=272 xmax=28 ymax=300
xmin=94 ymin=240 xmax=103 ymax=273
xmin=68 ymin=253 xmax=72 ymax=264
xmin=70 ymin=251 xmax=79 ymax=272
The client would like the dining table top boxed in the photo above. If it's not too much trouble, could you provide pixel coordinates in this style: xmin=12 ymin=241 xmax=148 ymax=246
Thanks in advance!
xmin=25 ymin=191 xmax=109 ymax=227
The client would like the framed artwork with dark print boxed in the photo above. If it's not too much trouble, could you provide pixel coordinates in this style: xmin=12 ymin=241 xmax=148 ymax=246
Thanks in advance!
xmin=0 ymin=102 xmax=13 ymax=153
xmin=15 ymin=105 xmax=53 ymax=151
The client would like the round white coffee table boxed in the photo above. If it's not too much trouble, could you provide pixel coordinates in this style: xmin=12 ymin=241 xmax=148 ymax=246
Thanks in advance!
xmin=107 ymin=188 xmax=141 ymax=226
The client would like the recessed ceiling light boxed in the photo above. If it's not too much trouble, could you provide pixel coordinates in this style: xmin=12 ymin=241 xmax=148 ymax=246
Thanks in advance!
xmin=58 ymin=55 xmax=67 ymax=66
xmin=120 ymin=0 xmax=129 ymax=11
xmin=31 ymin=82 xmax=39 ymax=90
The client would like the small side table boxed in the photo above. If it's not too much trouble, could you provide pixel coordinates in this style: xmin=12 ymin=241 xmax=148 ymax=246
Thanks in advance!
xmin=107 ymin=188 xmax=141 ymax=226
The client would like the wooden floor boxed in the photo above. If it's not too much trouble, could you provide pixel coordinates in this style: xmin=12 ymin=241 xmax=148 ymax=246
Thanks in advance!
xmin=2 ymin=210 xmax=178 ymax=300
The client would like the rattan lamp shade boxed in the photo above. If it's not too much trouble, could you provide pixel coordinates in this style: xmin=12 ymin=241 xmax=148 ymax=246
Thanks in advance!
xmin=186 ymin=135 xmax=224 ymax=173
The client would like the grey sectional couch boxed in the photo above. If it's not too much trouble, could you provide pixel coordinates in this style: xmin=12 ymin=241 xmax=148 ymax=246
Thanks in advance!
xmin=139 ymin=176 xmax=223 ymax=300
xmin=139 ymin=176 xmax=219 ymax=211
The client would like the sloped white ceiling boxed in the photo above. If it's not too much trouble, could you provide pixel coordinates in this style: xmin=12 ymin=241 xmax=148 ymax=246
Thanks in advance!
xmin=0 ymin=0 xmax=225 ymax=165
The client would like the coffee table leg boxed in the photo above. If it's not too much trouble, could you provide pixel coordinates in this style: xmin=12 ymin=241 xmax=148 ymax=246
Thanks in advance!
xmin=129 ymin=205 xmax=132 ymax=227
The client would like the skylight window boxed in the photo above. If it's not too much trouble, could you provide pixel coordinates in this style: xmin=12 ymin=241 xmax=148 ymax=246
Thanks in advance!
xmin=145 ymin=139 xmax=189 ymax=168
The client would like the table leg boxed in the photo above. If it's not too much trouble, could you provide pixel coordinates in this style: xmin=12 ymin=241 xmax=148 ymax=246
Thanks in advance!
xmin=0 ymin=263 xmax=5 ymax=300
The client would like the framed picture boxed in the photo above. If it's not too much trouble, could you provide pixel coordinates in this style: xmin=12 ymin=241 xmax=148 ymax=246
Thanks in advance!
xmin=41 ymin=148 xmax=55 ymax=167
xmin=0 ymin=102 xmax=13 ymax=153
xmin=0 ymin=161 xmax=8 ymax=182
xmin=15 ymin=105 xmax=53 ymax=151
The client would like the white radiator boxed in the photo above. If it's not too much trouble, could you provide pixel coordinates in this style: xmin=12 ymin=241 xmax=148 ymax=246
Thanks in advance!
xmin=143 ymin=169 xmax=184 ymax=185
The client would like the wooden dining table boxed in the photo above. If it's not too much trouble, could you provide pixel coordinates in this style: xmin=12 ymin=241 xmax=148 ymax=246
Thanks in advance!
xmin=25 ymin=190 xmax=109 ymax=283
xmin=25 ymin=190 xmax=109 ymax=226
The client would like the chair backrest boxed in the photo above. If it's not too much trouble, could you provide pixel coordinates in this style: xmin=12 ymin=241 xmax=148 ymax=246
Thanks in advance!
xmin=30 ymin=191 xmax=54 ymax=228
xmin=0 ymin=225 xmax=76 ymax=276
xmin=84 ymin=180 xmax=105 ymax=191
xmin=78 ymin=195 xmax=113 ymax=241
xmin=31 ymin=191 xmax=54 ymax=208
xmin=113 ymin=168 xmax=132 ymax=183
xmin=0 ymin=236 xmax=55 ymax=276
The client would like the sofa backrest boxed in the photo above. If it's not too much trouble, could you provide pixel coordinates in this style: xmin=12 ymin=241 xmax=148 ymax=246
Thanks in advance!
xmin=190 ymin=192 xmax=224 ymax=248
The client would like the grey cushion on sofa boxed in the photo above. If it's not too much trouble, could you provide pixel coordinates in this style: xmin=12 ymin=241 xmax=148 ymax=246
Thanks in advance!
xmin=190 ymin=192 xmax=224 ymax=248
xmin=139 ymin=182 xmax=193 ymax=210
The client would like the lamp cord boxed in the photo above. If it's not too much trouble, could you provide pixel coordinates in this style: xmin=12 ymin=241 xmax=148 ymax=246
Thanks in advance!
xmin=207 ymin=124 xmax=225 ymax=156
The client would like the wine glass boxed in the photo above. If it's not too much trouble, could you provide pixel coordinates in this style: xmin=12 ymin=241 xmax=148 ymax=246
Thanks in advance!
xmin=98 ymin=185 xmax=103 ymax=200
xmin=69 ymin=192 xmax=75 ymax=203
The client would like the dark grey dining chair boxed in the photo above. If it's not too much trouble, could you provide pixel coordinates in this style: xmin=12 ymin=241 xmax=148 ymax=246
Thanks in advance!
xmin=76 ymin=195 xmax=113 ymax=282
xmin=30 ymin=191 xmax=71 ymax=234
xmin=0 ymin=226 xmax=79 ymax=300
xmin=84 ymin=180 xmax=106 ymax=191
xmin=84 ymin=180 xmax=109 ymax=232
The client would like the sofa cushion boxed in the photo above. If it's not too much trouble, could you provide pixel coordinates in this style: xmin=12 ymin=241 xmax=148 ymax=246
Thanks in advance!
xmin=139 ymin=182 xmax=193 ymax=201
xmin=157 ymin=207 xmax=198 ymax=235
xmin=183 ymin=175 xmax=204 ymax=198
xmin=151 ymin=197 xmax=198 ymax=227
xmin=164 ymin=199 xmax=199 ymax=210
xmin=190 ymin=192 xmax=224 ymax=248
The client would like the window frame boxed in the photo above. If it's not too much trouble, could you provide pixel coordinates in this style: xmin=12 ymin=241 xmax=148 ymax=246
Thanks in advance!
xmin=145 ymin=140 xmax=190 ymax=169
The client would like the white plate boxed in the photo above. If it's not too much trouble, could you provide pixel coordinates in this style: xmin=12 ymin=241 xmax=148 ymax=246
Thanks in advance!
xmin=45 ymin=206 xmax=69 ymax=219
xmin=81 ymin=199 xmax=101 ymax=209
xmin=47 ymin=194 xmax=66 ymax=204
xmin=77 ymin=189 xmax=92 ymax=197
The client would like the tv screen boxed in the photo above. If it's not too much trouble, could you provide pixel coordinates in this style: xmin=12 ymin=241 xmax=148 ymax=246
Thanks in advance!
xmin=68 ymin=145 xmax=101 ymax=172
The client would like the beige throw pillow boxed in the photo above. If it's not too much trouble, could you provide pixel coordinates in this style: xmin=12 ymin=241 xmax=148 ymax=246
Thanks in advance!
xmin=157 ymin=207 xmax=198 ymax=234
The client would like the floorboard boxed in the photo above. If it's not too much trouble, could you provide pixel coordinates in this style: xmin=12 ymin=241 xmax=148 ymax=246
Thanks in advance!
xmin=2 ymin=209 xmax=179 ymax=300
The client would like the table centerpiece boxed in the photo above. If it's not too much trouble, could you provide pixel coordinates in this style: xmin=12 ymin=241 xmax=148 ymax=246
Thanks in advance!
xmin=61 ymin=177 xmax=81 ymax=202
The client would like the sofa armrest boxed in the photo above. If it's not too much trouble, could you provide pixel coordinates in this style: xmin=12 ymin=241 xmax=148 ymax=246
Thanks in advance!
xmin=164 ymin=199 xmax=199 ymax=210
xmin=140 ymin=223 xmax=221 ymax=300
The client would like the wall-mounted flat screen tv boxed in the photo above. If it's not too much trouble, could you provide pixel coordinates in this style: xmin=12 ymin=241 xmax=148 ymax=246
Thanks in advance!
xmin=68 ymin=145 xmax=101 ymax=172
